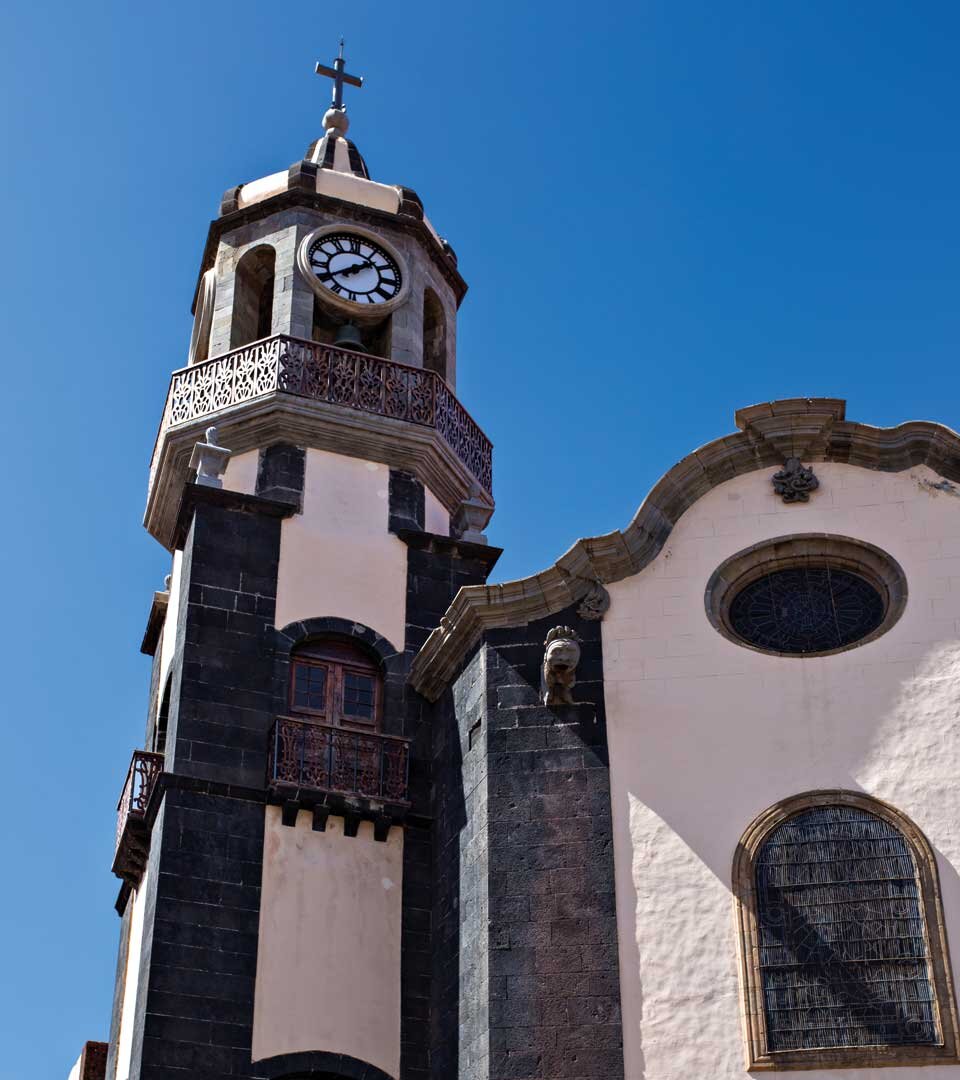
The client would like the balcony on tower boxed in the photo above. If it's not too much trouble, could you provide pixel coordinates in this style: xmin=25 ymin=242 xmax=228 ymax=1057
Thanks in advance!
xmin=145 ymin=335 xmax=493 ymax=547
xmin=267 ymin=716 xmax=411 ymax=838
xmin=112 ymin=750 xmax=164 ymax=887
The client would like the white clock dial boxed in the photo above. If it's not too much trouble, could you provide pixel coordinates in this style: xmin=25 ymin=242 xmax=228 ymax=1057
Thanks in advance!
xmin=307 ymin=232 xmax=403 ymax=306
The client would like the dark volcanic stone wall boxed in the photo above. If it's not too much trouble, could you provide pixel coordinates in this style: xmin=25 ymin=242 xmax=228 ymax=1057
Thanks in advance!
xmin=400 ymin=527 xmax=501 ymax=1080
xmin=438 ymin=605 xmax=625 ymax=1080
xmin=134 ymin=791 xmax=265 ymax=1079
xmin=127 ymin=493 xmax=284 ymax=1080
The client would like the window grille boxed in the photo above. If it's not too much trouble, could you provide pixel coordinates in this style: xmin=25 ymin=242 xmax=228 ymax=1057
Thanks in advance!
xmin=756 ymin=806 xmax=938 ymax=1051
xmin=729 ymin=566 xmax=884 ymax=654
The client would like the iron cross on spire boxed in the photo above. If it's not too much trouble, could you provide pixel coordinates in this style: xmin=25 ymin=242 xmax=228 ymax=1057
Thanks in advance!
xmin=315 ymin=39 xmax=363 ymax=111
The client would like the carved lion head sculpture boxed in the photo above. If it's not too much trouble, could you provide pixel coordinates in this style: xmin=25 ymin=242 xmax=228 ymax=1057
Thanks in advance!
xmin=541 ymin=625 xmax=583 ymax=706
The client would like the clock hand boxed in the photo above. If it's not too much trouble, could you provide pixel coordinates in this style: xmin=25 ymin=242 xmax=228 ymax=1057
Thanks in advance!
xmin=337 ymin=260 xmax=374 ymax=278
xmin=317 ymin=259 xmax=371 ymax=280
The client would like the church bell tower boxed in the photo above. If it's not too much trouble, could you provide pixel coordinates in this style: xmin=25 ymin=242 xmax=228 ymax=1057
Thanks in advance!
xmin=104 ymin=47 xmax=499 ymax=1080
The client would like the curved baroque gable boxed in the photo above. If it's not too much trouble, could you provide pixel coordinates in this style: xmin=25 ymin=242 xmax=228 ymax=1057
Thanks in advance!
xmin=410 ymin=397 xmax=960 ymax=700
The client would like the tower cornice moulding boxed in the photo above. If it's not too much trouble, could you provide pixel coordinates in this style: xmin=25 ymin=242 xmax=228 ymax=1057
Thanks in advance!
xmin=409 ymin=398 xmax=960 ymax=701
xmin=146 ymin=396 xmax=487 ymax=550
xmin=192 ymin=185 xmax=467 ymax=316
xmin=147 ymin=397 xmax=485 ymax=548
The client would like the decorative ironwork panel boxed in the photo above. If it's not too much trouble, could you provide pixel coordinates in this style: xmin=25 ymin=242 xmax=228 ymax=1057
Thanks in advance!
xmin=329 ymin=351 xmax=359 ymax=405
xmin=435 ymin=379 xmax=493 ymax=493
xmin=115 ymin=750 xmax=164 ymax=853
xmin=729 ymin=566 xmax=885 ymax=654
xmin=269 ymin=716 xmax=410 ymax=804
xmin=357 ymin=357 xmax=386 ymax=413
xmin=164 ymin=335 xmax=493 ymax=497
xmin=408 ymin=369 xmax=436 ymax=426
xmin=167 ymin=340 xmax=281 ymax=424
xmin=383 ymin=367 xmax=412 ymax=420
xmin=756 ymin=806 xmax=938 ymax=1051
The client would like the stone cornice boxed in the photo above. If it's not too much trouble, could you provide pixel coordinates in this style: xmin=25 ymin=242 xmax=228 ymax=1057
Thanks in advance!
xmin=172 ymin=484 xmax=299 ymax=550
xmin=409 ymin=398 xmax=960 ymax=701
xmin=139 ymin=590 xmax=169 ymax=656
xmin=393 ymin=527 xmax=504 ymax=572
xmin=192 ymin=184 xmax=467 ymax=315
xmin=147 ymin=395 xmax=489 ymax=550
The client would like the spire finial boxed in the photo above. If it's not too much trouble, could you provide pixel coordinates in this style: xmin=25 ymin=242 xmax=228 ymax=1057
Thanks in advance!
xmin=316 ymin=40 xmax=363 ymax=136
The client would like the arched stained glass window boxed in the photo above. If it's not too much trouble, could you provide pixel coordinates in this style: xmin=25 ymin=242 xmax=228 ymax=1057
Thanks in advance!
xmin=757 ymin=806 xmax=935 ymax=1050
xmin=735 ymin=793 xmax=960 ymax=1069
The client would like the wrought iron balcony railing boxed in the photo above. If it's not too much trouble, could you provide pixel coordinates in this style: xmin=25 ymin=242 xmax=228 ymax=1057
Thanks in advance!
xmin=268 ymin=716 xmax=411 ymax=808
xmin=163 ymin=335 xmax=492 ymax=494
xmin=112 ymin=750 xmax=164 ymax=887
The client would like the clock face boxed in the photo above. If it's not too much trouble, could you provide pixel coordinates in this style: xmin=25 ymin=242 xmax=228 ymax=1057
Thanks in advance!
xmin=307 ymin=232 xmax=403 ymax=306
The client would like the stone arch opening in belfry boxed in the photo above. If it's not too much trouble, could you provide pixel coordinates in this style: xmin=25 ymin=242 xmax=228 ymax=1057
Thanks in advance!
xmin=422 ymin=286 xmax=446 ymax=378
xmin=231 ymin=244 xmax=276 ymax=348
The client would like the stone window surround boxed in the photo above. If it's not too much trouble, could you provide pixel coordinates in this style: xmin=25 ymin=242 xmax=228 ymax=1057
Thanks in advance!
xmin=704 ymin=533 xmax=908 ymax=658
xmin=733 ymin=789 xmax=960 ymax=1071
xmin=271 ymin=616 xmax=406 ymax=738
xmin=288 ymin=638 xmax=383 ymax=729
xmin=252 ymin=1048 xmax=396 ymax=1080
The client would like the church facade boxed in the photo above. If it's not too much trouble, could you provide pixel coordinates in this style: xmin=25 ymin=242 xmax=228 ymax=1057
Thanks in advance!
xmin=70 ymin=51 xmax=960 ymax=1080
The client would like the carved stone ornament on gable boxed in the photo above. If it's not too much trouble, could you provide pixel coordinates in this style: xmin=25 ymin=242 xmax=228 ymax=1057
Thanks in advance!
xmin=772 ymin=458 xmax=819 ymax=503
xmin=577 ymin=581 xmax=611 ymax=621
xmin=541 ymin=626 xmax=583 ymax=706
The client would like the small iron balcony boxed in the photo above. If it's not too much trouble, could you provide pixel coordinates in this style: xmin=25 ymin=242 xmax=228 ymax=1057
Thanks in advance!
xmin=112 ymin=750 xmax=163 ymax=887
xmin=268 ymin=717 xmax=411 ymax=835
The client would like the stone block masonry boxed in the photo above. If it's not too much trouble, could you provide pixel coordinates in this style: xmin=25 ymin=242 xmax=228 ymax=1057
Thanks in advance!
xmin=121 ymin=488 xmax=292 ymax=1080
xmin=112 ymin=480 xmax=508 ymax=1080
xmin=167 ymin=489 xmax=292 ymax=791
xmin=389 ymin=469 xmax=426 ymax=535
xmin=400 ymin=528 xmax=502 ymax=1080
xmin=133 ymin=790 xmax=267 ymax=1080
xmin=255 ymin=443 xmax=305 ymax=508
xmin=443 ymin=606 xmax=625 ymax=1080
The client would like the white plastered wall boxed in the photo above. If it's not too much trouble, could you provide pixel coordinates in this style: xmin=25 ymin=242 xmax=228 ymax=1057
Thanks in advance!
xmin=113 ymin=869 xmax=150 ymax=1080
xmin=602 ymin=463 xmax=960 ymax=1080
xmin=252 ymin=808 xmax=403 ymax=1075
xmin=221 ymin=448 xmax=259 ymax=496
xmin=425 ymin=484 xmax=450 ymax=536
xmin=157 ymin=549 xmax=182 ymax=694
xmin=275 ymin=448 xmax=407 ymax=648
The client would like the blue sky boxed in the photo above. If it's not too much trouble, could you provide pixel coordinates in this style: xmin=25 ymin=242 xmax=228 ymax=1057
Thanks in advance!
xmin=1 ymin=2 xmax=958 ymax=1076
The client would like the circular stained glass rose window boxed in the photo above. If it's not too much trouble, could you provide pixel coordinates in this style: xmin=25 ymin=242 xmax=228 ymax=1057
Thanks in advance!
xmin=728 ymin=565 xmax=886 ymax=654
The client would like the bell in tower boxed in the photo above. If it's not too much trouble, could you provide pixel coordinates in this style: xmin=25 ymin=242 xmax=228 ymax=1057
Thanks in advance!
xmin=97 ymin=44 xmax=499 ymax=1080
